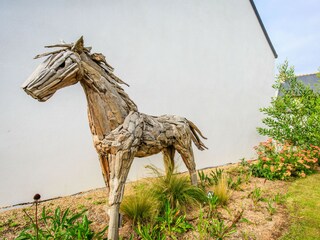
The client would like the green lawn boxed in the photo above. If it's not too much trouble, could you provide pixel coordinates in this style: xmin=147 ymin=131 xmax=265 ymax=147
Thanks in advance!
xmin=281 ymin=172 xmax=320 ymax=240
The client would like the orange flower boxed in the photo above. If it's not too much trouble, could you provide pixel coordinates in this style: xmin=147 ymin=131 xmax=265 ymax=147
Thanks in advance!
xmin=284 ymin=171 xmax=291 ymax=176
xmin=303 ymin=164 xmax=311 ymax=169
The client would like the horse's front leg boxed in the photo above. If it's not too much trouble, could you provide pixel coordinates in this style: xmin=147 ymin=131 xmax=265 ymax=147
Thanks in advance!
xmin=104 ymin=112 xmax=144 ymax=239
xmin=108 ymin=150 xmax=135 ymax=240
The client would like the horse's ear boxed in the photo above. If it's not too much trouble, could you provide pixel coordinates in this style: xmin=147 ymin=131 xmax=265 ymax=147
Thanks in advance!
xmin=72 ymin=36 xmax=84 ymax=53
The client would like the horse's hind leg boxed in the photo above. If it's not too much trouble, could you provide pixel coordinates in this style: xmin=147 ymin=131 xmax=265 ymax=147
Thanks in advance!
xmin=162 ymin=146 xmax=175 ymax=175
xmin=174 ymin=144 xmax=198 ymax=186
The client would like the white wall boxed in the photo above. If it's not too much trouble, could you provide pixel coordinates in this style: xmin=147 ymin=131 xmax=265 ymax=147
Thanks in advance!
xmin=0 ymin=0 xmax=275 ymax=207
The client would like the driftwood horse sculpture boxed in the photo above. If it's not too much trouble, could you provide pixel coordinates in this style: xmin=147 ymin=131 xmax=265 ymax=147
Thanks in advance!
xmin=22 ymin=36 xmax=207 ymax=239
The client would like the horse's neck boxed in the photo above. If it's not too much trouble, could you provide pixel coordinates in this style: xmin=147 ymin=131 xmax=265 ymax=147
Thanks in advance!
xmin=79 ymin=53 xmax=138 ymax=141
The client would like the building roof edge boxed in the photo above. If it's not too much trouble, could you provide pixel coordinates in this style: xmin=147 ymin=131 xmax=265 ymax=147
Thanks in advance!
xmin=249 ymin=0 xmax=278 ymax=58
xmin=296 ymin=72 xmax=319 ymax=77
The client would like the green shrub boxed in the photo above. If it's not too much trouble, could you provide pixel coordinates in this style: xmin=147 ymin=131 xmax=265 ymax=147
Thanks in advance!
xmin=135 ymin=223 xmax=165 ymax=240
xmin=227 ymin=175 xmax=243 ymax=190
xmin=198 ymin=170 xmax=213 ymax=189
xmin=16 ymin=207 xmax=107 ymax=240
xmin=251 ymin=139 xmax=319 ymax=180
xmin=257 ymin=61 xmax=320 ymax=147
xmin=197 ymin=209 xmax=236 ymax=240
xmin=266 ymin=199 xmax=276 ymax=215
xmin=198 ymin=169 xmax=224 ymax=190
xmin=273 ymin=192 xmax=287 ymax=204
xmin=250 ymin=187 xmax=263 ymax=206
xmin=135 ymin=201 xmax=192 ymax=240
xmin=210 ymin=169 xmax=224 ymax=185
xmin=157 ymin=201 xmax=193 ymax=237
xmin=206 ymin=193 xmax=219 ymax=218
xmin=198 ymin=169 xmax=230 ymax=206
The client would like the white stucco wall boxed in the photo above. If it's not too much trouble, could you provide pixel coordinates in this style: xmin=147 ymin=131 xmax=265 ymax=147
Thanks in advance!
xmin=0 ymin=0 xmax=275 ymax=207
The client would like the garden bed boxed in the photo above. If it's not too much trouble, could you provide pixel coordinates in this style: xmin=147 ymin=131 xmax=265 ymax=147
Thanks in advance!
xmin=0 ymin=162 xmax=296 ymax=240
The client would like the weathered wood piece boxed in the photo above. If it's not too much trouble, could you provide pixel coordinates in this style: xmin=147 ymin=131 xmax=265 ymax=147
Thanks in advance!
xmin=22 ymin=36 xmax=207 ymax=240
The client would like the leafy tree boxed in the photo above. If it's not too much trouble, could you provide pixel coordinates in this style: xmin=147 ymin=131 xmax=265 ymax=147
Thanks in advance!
xmin=257 ymin=61 xmax=320 ymax=147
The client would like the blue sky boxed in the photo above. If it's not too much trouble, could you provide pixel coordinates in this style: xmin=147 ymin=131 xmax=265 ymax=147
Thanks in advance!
xmin=255 ymin=0 xmax=319 ymax=75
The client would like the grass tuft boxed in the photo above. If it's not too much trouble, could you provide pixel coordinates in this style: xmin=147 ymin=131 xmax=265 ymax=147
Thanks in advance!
xmin=120 ymin=191 xmax=158 ymax=225
xmin=147 ymin=165 xmax=207 ymax=212
xmin=212 ymin=174 xmax=230 ymax=205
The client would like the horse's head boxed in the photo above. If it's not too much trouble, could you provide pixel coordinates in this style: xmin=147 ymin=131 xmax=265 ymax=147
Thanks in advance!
xmin=22 ymin=36 xmax=87 ymax=102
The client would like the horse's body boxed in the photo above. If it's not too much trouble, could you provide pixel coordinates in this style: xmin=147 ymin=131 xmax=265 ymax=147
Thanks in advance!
xmin=22 ymin=37 xmax=207 ymax=239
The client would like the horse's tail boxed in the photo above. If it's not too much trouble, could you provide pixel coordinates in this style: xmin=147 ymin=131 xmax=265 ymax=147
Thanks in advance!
xmin=187 ymin=120 xmax=208 ymax=151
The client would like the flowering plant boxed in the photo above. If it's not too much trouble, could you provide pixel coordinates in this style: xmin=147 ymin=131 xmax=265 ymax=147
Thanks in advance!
xmin=257 ymin=61 xmax=320 ymax=147
xmin=251 ymin=139 xmax=319 ymax=180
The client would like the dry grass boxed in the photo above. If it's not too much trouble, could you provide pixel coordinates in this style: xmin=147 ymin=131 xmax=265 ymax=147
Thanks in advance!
xmin=211 ymin=173 xmax=230 ymax=205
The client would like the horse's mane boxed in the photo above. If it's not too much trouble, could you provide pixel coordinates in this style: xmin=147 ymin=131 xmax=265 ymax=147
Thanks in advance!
xmin=35 ymin=41 xmax=138 ymax=112
xmin=87 ymin=53 xmax=138 ymax=112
